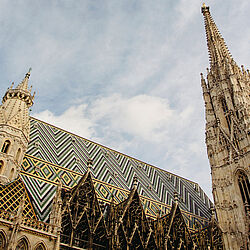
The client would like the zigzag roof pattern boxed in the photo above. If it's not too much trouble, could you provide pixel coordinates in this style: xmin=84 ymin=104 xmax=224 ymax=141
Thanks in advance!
xmin=20 ymin=117 xmax=212 ymax=228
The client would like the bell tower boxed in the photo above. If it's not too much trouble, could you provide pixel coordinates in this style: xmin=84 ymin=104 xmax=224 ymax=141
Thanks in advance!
xmin=201 ymin=4 xmax=250 ymax=249
xmin=0 ymin=69 xmax=34 ymax=184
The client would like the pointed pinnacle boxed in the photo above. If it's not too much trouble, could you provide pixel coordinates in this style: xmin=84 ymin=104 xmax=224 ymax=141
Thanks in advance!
xmin=87 ymin=159 xmax=93 ymax=171
xmin=210 ymin=205 xmax=216 ymax=220
xmin=201 ymin=73 xmax=208 ymax=94
xmin=132 ymin=175 xmax=138 ymax=189
xmin=17 ymin=69 xmax=32 ymax=91
xmin=174 ymin=191 xmax=178 ymax=204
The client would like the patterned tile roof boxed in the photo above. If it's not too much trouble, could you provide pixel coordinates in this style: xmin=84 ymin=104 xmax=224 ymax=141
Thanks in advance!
xmin=0 ymin=177 xmax=37 ymax=219
xmin=20 ymin=117 xmax=212 ymax=229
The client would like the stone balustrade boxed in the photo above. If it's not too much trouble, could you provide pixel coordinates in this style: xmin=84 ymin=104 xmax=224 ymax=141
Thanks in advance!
xmin=0 ymin=209 xmax=57 ymax=235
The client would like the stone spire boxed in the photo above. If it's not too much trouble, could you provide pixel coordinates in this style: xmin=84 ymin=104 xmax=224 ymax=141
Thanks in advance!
xmin=201 ymin=5 xmax=250 ymax=249
xmin=201 ymin=4 xmax=233 ymax=68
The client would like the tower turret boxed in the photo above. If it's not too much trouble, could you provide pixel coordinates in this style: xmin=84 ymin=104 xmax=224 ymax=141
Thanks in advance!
xmin=201 ymin=4 xmax=250 ymax=249
xmin=0 ymin=69 xmax=34 ymax=184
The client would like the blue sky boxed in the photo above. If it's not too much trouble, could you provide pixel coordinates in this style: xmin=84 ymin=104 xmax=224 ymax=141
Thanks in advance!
xmin=0 ymin=0 xmax=249 ymax=198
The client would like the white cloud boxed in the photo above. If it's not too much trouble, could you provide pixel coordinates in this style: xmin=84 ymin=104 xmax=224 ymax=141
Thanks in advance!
xmin=34 ymin=104 xmax=95 ymax=139
xmin=90 ymin=94 xmax=173 ymax=142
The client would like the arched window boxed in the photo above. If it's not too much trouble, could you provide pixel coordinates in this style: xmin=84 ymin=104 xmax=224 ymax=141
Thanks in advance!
xmin=35 ymin=243 xmax=46 ymax=250
xmin=9 ymin=168 xmax=15 ymax=180
xmin=221 ymin=99 xmax=231 ymax=130
xmin=221 ymin=98 xmax=228 ymax=113
xmin=238 ymin=172 xmax=250 ymax=211
xmin=1 ymin=140 xmax=11 ymax=153
xmin=0 ymin=160 xmax=4 ymax=175
xmin=0 ymin=231 xmax=7 ymax=249
xmin=16 ymin=237 xmax=29 ymax=250
xmin=16 ymin=148 xmax=22 ymax=162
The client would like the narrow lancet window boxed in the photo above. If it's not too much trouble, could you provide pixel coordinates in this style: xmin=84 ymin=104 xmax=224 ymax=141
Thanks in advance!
xmin=35 ymin=243 xmax=46 ymax=250
xmin=1 ymin=140 xmax=11 ymax=154
xmin=238 ymin=172 xmax=250 ymax=213
xmin=16 ymin=238 xmax=29 ymax=250
xmin=0 ymin=231 xmax=6 ymax=249
xmin=16 ymin=148 xmax=21 ymax=162
xmin=0 ymin=160 xmax=4 ymax=174
xmin=9 ymin=168 xmax=15 ymax=180
xmin=221 ymin=99 xmax=231 ymax=130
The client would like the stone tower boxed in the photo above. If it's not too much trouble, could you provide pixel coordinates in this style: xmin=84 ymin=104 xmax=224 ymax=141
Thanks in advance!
xmin=201 ymin=4 xmax=250 ymax=249
xmin=0 ymin=70 xmax=34 ymax=184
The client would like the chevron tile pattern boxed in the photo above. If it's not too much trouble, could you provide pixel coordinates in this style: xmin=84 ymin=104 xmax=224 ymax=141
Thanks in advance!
xmin=21 ymin=117 xmax=212 ymax=227
xmin=20 ymin=156 xmax=209 ymax=230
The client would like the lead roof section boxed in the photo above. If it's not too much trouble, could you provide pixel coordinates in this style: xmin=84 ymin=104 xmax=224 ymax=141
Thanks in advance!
xmin=22 ymin=117 xmax=212 ymax=222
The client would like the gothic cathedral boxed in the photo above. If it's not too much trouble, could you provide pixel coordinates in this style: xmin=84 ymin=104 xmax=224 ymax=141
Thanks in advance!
xmin=201 ymin=5 xmax=249 ymax=249
xmin=0 ymin=5 xmax=248 ymax=250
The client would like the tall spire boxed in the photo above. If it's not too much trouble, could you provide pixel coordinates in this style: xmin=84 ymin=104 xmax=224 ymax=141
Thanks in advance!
xmin=201 ymin=5 xmax=250 ymax=249
xmin=201 ymin=4 xmax=233 ymax=68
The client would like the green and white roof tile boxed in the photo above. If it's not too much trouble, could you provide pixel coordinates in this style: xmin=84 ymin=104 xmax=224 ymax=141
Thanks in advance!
xmin=21 ymin=117 xmax=212 ymax=229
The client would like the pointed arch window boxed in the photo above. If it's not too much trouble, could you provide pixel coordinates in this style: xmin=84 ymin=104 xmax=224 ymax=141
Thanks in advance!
xmin=0 ymin=231 xmax=7 ymax=249
xmin=221 ymin=98 xmax=231 ymax=130
xmin=0 ymin=160 xmax=4 ymax=175
xmin=16 ymin=148 xmax=22 ymax=162
xmin=35 ymin=243 xmax=46 ymax=250
xmin=238 ymin=171 xmax=250 ymax=212
xmin=9 ymin=168 xmax=15 ymax=180
xmin=16 ymin=237 xmax=29 ymax=250
xmin=221 ymin=98 xmax=228 ymax=113
xmin=1 ymin=140 xmax=11 ymax=153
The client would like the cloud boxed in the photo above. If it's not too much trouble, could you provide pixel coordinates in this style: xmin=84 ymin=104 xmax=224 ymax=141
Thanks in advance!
xmin=90 ymin=94 xmax=173 ymax=142
xmin=34 ymin=104 xmax=95 ymax=139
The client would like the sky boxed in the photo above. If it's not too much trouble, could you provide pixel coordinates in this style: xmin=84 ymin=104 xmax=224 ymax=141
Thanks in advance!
xmin=0 ymin=0 xmax=249 ymax=199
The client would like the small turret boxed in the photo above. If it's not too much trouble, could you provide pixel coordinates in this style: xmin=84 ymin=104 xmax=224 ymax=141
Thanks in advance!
xmin=0 ymin=70 xmax=34 ymax=184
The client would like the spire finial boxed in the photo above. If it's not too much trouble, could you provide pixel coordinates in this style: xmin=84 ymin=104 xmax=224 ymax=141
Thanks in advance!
xmin=174 ymin=191 xmax=178 ymax=204
xmin=16 ymin=68 xmax=32 ymax=91
xmin=87 ymin=159 xmax=93 ymax=171
xmin=201 ymin=3 xmax=209 ymax=13
xmin=25 ymin=67 xmax=32 ymax=78
xmin=132 ymin=175 xmax=138 ymax=189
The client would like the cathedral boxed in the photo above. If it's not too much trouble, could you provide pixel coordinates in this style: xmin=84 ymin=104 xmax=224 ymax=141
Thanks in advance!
xmin=0 ymin=5 xmax=249 ymax=250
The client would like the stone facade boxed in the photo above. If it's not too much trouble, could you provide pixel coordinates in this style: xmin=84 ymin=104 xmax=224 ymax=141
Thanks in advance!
xmin=201 ymin=4 xmax=250 ymax=249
